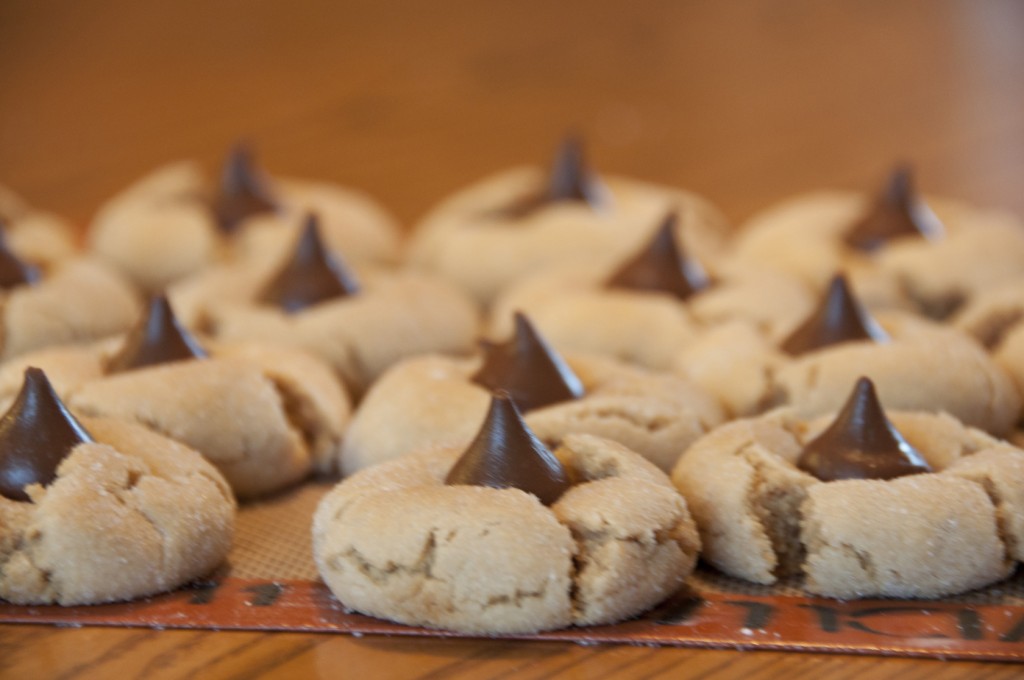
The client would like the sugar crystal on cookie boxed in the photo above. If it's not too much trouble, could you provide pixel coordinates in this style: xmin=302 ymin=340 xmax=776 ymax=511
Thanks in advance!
xmin=0 ymin=367 xmax=94 ymax=502
xmin=472 ymin=312 xmax=584 ymax=412
xmin=259 ymin=213 xmax=361 ymax=313
xmin=781 ymin=274 xmax=888 ymax=355
xmin=606 ymin=211 xmax=709 ymax=301
xmin=797 ymin=376 xmax=931 ymax=482
xmin=107 ymin=295 xmax=208 ymax=372
xmin=445 ymin=392 xmax=570 ymax=505
xmin=0 ymin=226 xmax=41 ymax=290
xmin=843 ymin=165 xmax=944 ymax=251
xmin=211 ymin=143 xmax=280 ymax=234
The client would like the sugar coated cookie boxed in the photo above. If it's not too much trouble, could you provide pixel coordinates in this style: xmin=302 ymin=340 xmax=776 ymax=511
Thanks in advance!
xmin=0 ymin=369 xmax=235 ymax=605
xmin=315 ymin=394 xmax=699 ymax=633
xmin=673 ymin=378 xmax=1021 ymax=598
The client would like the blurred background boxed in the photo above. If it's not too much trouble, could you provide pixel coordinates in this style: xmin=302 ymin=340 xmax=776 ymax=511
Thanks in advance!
xmin=1 ymin=0 xmax=1022 ymax=227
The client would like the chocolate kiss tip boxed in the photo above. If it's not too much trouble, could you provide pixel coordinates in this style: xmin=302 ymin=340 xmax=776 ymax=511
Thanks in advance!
xmin=606 ymin=211 xmax=709 ymax=301
xmin=213 ymin=143 xmax=279 ymax=233
xmin=107 ymin=295 xmax=207 ymax=373
xmin=0 ymin=367 xmax=94 ymax=502
xmin=547 ymin=135 xmax=590 ymax=202
xmin=797 ymin=376 xmax=931 ymax=482
xmin=884 ymin=164 xmax=913 ymax=204
xmin=498 ymin=135 xmax=607 ymax=218
xmin=445 ymin=392 xmax=570 ymax=506
xmin=0 ymin=228 xmax=41 ymax=290
xmin=843 ymin=165 xmax=943 ymax=251
xmin=780 ymin=274 xmax=887 ymax=356
xmin=260 ymin=213 xmax=360 ymax=313
xmin=471 ymin=312 xmax=584 ymax=412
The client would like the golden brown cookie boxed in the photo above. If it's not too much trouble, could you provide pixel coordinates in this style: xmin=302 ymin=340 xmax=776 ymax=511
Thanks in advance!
xmin=174 ymin=224 xmax=479 ymax=398
xmin=407 ymin=140 xmax=730 ymax=306
xmin=65 ymin=297 xmax=352 ymax=497
xmin=0 ymin=258 xmax=140 ymax=361
xmin=673 ymin=281 xmax=1020 ymax=433
xmin=314 ymin=432 xmax=699 ymax=633
xmin=771 ymin=314 xmax=1020 ymax=436
xmin=88 ymin=149 xmax=401 ymax=292
xmin=0 ymin=377 xmax=235 ymax=606
xmin=729 ymin=171 xmax=1024 ymax=317
xmin=491 ymin=257 xmax=812 ymax=371
xmin=672 ymin=400 xmax=1020 ymax=598
xmin=341 ymin=351 xmax=723 ymax=476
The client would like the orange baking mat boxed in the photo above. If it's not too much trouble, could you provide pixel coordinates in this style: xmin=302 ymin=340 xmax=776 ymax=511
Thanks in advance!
xmin=1 ymin=481 xmax=1023 ymax=662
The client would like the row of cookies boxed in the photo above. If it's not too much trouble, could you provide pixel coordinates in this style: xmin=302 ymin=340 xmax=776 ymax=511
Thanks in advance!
xmin=299 ymin=143 xmax=1024 ymax=631
xmin=2 ymin=138 xmax=1024 ymax=632
xmin=313 ymin=312 xmax=1024 ymax=632
xmin=7 ymin=140 xmax=1023 ymax=428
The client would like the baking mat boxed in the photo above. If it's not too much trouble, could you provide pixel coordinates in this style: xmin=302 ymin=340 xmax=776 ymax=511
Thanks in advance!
xmin=1 ymin=481 xmax=1023 ymax=661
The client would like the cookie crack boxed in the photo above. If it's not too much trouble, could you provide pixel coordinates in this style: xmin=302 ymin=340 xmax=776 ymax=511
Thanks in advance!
xmin=556 ymin=405 xmax=675 ymax=434
xmin=108 ymin=480 xmax=169 ymax=577
xmin=962 ymin=475 xmax=1015 ymax=563
xmin=194 ymin=468 xmax=234 ymax=505
xmin=741 ymin=450 xmax=807 ymax=579
xmin=337 ymin=531 xmax=439 ymax=586
xmin=840 ymin=542 xmax=877 ymax=582
xmin=483 ymin=586 xmax=547 ymax=609
xmin=1 ymin=528 xmax=58 ymax=602
xmin=567 ymin=517 xmax=681 ymax=618
xmin=267 ymin=377 xmax=321 ymax=451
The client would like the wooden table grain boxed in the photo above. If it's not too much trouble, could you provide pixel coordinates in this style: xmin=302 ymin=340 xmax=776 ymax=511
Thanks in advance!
xmin=1 ymin=1 xmax=1023 ymax=677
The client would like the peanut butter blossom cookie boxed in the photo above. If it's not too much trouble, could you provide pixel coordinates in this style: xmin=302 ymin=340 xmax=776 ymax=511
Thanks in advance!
xmin=176 ymin=215 xmax=478 ymax=397
xmin=340 ymin=313 xmax=723 ymax=475
xmin=488 ymin=212 xmax=812 ymax=371
xmin=672 ymin=377 xmax=1024 ymax=598
xmin=0 ymin=368 xmax=235 ymax=605
xmin=729 ymin=166 xmax=1024 ymax=317
xmin=88 ymin=145 xmax=401 ymax=292
xmin=67 ymin=295 xmax=351 ymax=498
xmin=0 ymin=236 xmax=140 ymax=362
xmin=315 ymin=392 xmax=700 ymax=634
xmin=407 ymin=137 xmax=732 ymax=306
xmin=673 ymin=274 xmax=1020 ymax=433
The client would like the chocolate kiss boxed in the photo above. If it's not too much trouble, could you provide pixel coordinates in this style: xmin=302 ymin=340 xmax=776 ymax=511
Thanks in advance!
xmin=781 ymin=275 xmax=888 ymax=356
xmin=0 ymin=225 xmax=41 ymax=290
xmin=843 ymin=166 xmax=944 ymax=251
xmin=501 ymin=136 xmax=606 ymax=217
xmin=797 ymin=377 xmax=931 ymax=482
xmin=212 ymin=144 xmax=280 ymax=234
xmin=445 ymin=392 xmax=570 ymax=505
xmin=546 ymin=135 xmax=600 ymax=204
xmin=471 ymin=313 xmax=584 ymax=412
xmin=0 ymin=367 xmax=94 ymax=502
xmin=606 ymin=211 xmax=709 ymax=300
xmin=107 ymin=295 xmax=207 ymax=373
xmin=259 ymin=213 xmax=360 ymax=313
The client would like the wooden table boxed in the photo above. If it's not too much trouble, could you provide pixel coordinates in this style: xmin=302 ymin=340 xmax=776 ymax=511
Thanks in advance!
xmin=1 ymin=1 xmax=1023 ymax=677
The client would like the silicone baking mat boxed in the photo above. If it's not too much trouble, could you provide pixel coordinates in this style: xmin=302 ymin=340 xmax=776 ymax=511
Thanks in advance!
xmin=2 ymin=481 xmax=1023 ymax=662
